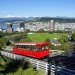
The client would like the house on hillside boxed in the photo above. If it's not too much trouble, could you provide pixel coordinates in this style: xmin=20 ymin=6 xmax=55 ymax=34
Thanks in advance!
xmin=50 ymin=38 xmax=61 ymax=46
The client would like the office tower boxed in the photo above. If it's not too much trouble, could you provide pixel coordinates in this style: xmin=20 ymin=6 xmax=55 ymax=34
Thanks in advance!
xmin=19 ymin=22 xmax=25 ymax=32
xmin=7 ymin=23 xmax=13 ymax=33
xmin=20 ymin=22 xmax=24 ymax=28
xmin=49 ymin=20 xmax=55 ymax=31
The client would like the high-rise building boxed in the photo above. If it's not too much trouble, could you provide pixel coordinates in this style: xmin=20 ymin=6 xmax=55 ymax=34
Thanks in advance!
xmin=7 ymin=23 xmax=12 ymax=28
xmin=7 ymin=23 xmax=13 ymax=33
xmin=20 ymin=22 xmax=24 ymax=28
xmin=20 ymin=22 xmax=25 ymax=32
xmin=49 ymin=20 xmax=55 ymax=31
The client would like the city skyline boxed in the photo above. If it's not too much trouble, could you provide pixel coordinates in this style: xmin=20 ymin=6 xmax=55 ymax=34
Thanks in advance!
xmin=0 ymin=0 xmax=75 ymax=18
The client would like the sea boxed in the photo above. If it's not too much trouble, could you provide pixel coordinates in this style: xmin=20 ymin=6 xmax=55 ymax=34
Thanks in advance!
xmin=0 ymin=22 xmax=20 ymax=30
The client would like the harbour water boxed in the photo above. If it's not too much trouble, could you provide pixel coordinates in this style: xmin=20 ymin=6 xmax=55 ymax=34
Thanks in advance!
xmin=0 ymin=23 xmax=20 ymax=30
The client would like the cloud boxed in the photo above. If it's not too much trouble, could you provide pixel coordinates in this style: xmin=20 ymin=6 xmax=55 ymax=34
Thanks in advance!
xmin=25 ymin=16 xmax=30 ymax=18
xmin=3 ymin=12 xmax=7 ymax=14
xmin=0 ymin=15 xmax=12 ymax=18
xmin=0 ymin=12 xmax=7 ymax=14
xmin=6 ymin=15 xmax=11 ymax=17
xmin=5 ymin=15 xmax=15 ymax=18
xmin=0 ymin=15 xmax=34 ymax=18
xmin=24 ymin=16 xmax=37 ymax=18
xmin=25 ymin=16 xmax=31 ymax=18
xmin=16 ymin=15 xmax=22 ymax=17
xmin=33 ymin=16 xmax=37 ymax=17
xmin=0 ymin=15 xmax=22 ymax=18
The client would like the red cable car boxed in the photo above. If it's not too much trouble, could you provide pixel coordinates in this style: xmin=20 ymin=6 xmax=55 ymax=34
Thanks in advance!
xmin=13 ymin=42 xmax=50 ymax=59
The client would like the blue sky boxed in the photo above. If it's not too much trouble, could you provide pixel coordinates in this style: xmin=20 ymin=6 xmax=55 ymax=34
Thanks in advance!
xmin=0 ymin=0 xmax=75 ymax=17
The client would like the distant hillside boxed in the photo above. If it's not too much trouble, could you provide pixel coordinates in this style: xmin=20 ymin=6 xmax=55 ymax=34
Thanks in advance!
xmin=0 ymin=17 xmax=34 ymax=22
xmin=30 ymin=17 xmax=75 ymax=23
xmin=1 ymin=17 xmax=75 ymax=23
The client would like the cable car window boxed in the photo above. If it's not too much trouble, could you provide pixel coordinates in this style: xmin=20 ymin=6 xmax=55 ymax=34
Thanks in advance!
xmin=22 ymin=45 xmax=30 ymax=50
xmin=29 ymin=45 xmax=32 ymax=50
xmin=25 ymin=45 xmax=29 ymax=50
xmin=42 ymin=44 xmax=49 ymax=50
xmin=42 ymin=46 xmax=45 ymax=50
xmin=21 ymin=45 xmax=23 ymax=48
xmin=45 ymin=45 xmax=48 ymax=50
xmin=19 ymin=45 xmax=21 ymax=48
xmin=18 ymin=45 xmax=20 ymax=48
xmin=15 ymin=44 xmax=41 ymax=51
xmin=36 ymin=46 xmax=40 ymax=51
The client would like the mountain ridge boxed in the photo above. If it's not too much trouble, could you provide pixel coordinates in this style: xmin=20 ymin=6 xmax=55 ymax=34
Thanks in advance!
xmin=0 ymin=16 xmax=75 ymax=23
xmin=0 ymin=17 xmax=34 ymax=22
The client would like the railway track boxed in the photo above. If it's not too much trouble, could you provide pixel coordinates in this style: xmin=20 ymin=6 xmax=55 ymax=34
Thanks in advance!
xmin=1 ymin=50 xmax=75 ymax=72
xmin=0 ymin=50 xmax=49 ymax=62
xmin=0 ymin=49 xmax=66 ymax=62
xmin=0 ymin=50 xmax=66 ymax=64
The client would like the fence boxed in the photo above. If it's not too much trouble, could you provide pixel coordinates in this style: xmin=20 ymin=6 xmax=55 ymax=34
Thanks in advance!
xmin=1 ymin=51 xmax=75 ymax=75
xmin=1 ymin=51 xmax=48 ymax=72
xmin=50 ymin=50 xmax=65 ymax=57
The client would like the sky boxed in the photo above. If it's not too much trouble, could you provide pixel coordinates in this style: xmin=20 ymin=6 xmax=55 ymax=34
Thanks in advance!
xmin=0 ymin=0 xmax=75 ymax=18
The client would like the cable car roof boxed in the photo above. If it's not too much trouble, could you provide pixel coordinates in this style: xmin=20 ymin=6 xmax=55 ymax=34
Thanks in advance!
xmin=14 ymin=42 xmax=49 ymax=46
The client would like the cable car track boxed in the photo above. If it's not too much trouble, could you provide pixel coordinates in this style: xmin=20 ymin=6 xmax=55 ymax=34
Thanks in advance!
xmin=0 ymin=50 xmax=49 ymax=62
xmin=1 ymin=49 xmax=75 ymax=72
xmin=0 ymin=49 xmax=66 ymax=63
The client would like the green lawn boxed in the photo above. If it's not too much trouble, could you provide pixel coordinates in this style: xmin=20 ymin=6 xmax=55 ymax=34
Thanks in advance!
xmin=58 ymin=33 xmax=68 ymax=36
xmin=27 ymin=33 xmax=68 ymax=42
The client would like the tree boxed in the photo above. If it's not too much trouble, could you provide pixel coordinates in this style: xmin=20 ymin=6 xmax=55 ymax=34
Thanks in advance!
xmin=20 ymin=38 xmax=32 ymax=42
xmin=2 ymin=37 xmax=9 ymax=47
xmin=58 ymin=38 xmax=64 ymax=43
xmin=71 ymin=32 xmax=75 ymax=41
xmin=0 ymin=31 xmax=4 ymax=38
xmin=25 ymin=29 xmax=30 ymax=33
xmin=61 ymin=44 xmax=70 ymax=50
xmin=45 ymin=38 xmax=50 ymax=42
xmin=58 ymin=36 xmax=68 ymax=44
xmin=14 ymin=35 xmax=22 ymax=42
xmin=0 ymin=39 xmax=4 ymax=48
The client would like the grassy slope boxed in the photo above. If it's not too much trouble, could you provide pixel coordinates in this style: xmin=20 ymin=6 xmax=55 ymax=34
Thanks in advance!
xmin=28 ymin=33 xmax=68 ymax=42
